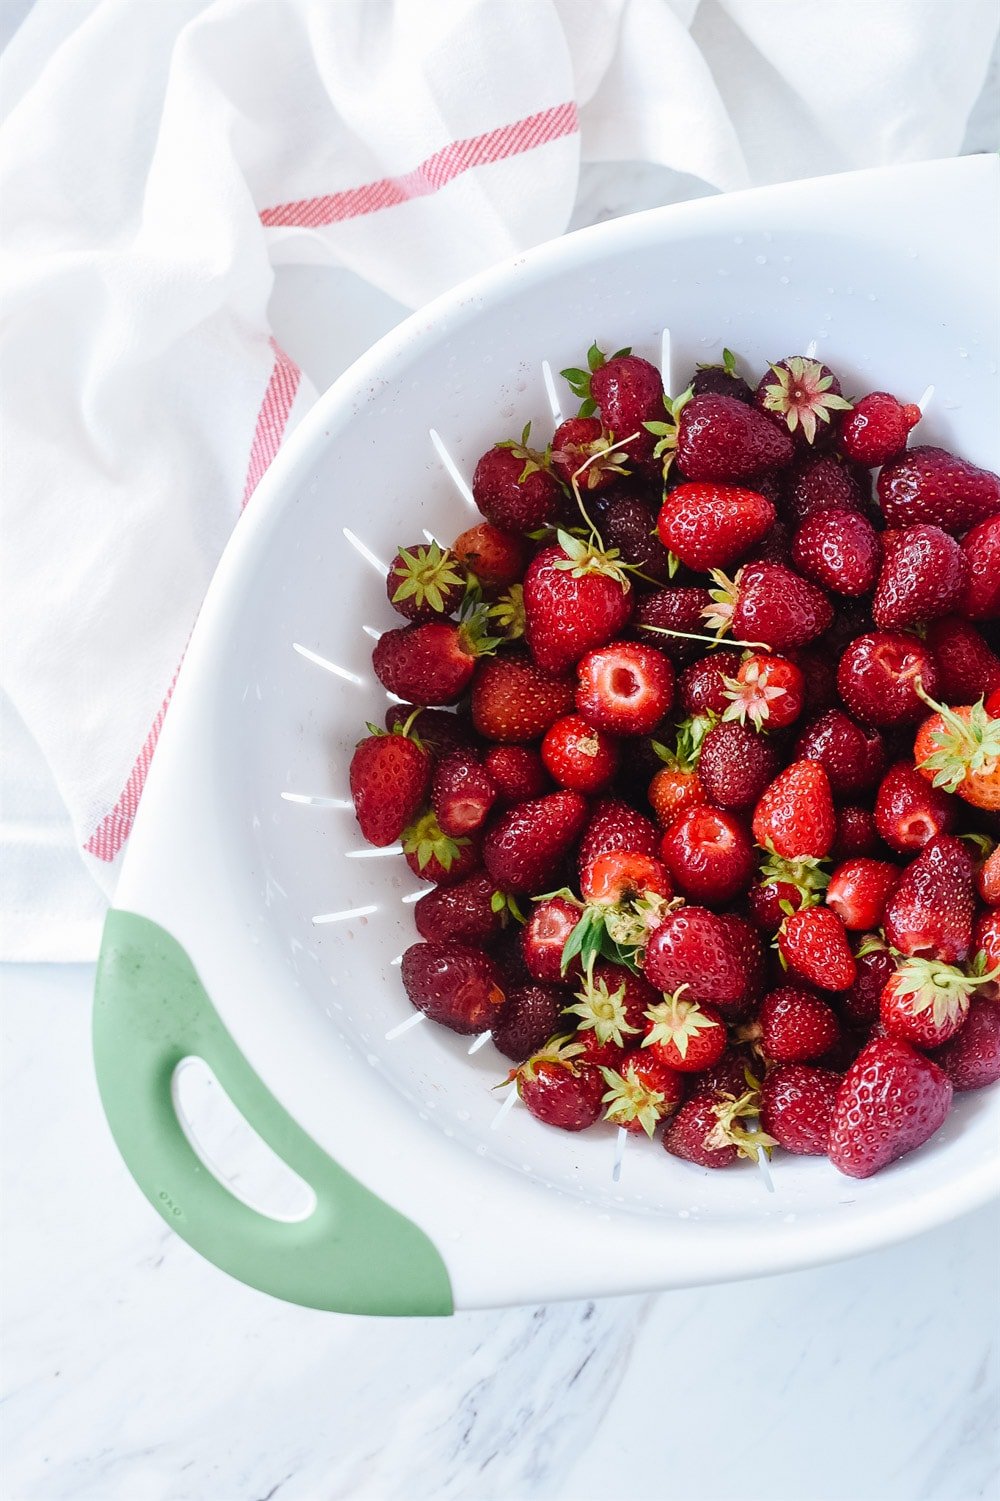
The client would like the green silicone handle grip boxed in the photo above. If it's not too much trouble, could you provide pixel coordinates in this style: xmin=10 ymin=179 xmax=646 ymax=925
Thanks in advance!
xmin=93 ymin=909 xmax=453 ymax=1316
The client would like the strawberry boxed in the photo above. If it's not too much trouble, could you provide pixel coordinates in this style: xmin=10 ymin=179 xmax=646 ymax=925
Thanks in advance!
xmin=976 ymin=846 xmax=1000 ymax=907
xmin=482 ymin=791 xmax=588 ymax=894
xmin=825 ymin=858 xmax=901 ymax=930
xmin=384 ymin=703 xmax=474 ymax=758
xmin=513 ymin=1038 xmax=606 ymax=1131
xmin=601 ymin=492 xmax=674 ymax=582
xmin=778 ymin=906 xmax=856 ymax=991
xmin=882 ymin=835 xmax=975 ymax=964
xmin=877 ymin=445 xmax=1000 ymax=533
xmin=482 ymin=744 xmax=548 ymax=803
xmin=752 ymin=760 xmax=836 ymax=860
xmin=791 ymin=509 xmax=881 ymax=597
xmin=656 ymin=482 xmax=776 ymax=570
xmin=748 ymin=850 xmax=830 ymax=933
xmin=491 ymin=984 xmax=563 ymax=1063
xmin=974 ymin=909 xmax=1000 ymax=981
xmin=679 ymin=651 xmax=745 ymax=716
xmin=541 ymin=714 xmax=619 ymax=795
xmin=349 ymin=721 xmax=431 ymax=846
xmin=698 ymin=721 xmax=779 ymax=810
xmin=784 ymin=453 xmax=868 ymax=525
xmin=914 ymin=696 xmax=1000 ymax=812
xmin=659 ymin=805 xmax=756 ymax=906
xmin=664 ymin=1088 xmax=774 ymax=1168
xmin=840 ymin=392 xmax=921 ymax=466
xmin=873 ymin=761 xmax=957 ymax=854
xmin=716 ymin=913 xmax=766 ymax=1013
xmin=402 ymin=811 xmax=481 ymax=887
xmin=837 ymin=938 xmax=895 ymax=1027
xmin=601 ymin=1052 xmax=686 ymax=1136
xmin=471 ymin=653 xmax=574 ymax=743
xmin=754 ymin=357 xmax=852 ymax=447
xmin=720 ymin=653 xmax=804 ymax=731
xmin=704 ymin=563 xmax=833 ymax=652
xmin=452 ymin=522 xmax=527 ymax=593
xmin=793 ymin=710 xmax=885 ymax=796
xmin=566 ymin=961 xmax=659 ymax=1048
xmin=760 ymin=1064 xmax=841 ymax=1155
xmin=649 ymin=391 xmax=795 ymax=482
xmin=523 ymin=534 xmax=633 ymax=675
xmin=755 ymin=986 xmax=841 ymax=1063
xmin=550 ymin=416 xmax=630 ymax=492
xmin=648 ymin=718 xmax=710 ymax=826
xmin=575 ymin=641 xmax=675 ymax=736
xmin=836 ymin=632 xmax=940 ymax=726
xmin=578 ymin=797 xmax=660 ymax=868
xmin=522 ymin=896 xmax=583 ymax=984
xmin=879 ymin=957 xmax=984 ymax=1049
xmin=472 ymin=428 xmax=562 ymax=532
xmin=563 ymin=347 xmax=665 ymax=468
xmin=432 ymin=752 xmax=497 ymax=836
xmin=831 ymin=805 xmax=880 ymax=861
xmin=872 ymin=524 xmax=967 ymax=630
xmin=930 ymin=1000 xmax=1000 ymax=1091
xmin=414 ymin=871 xmax=509 ymax=945
xmin=642 ymin=994 xmax=728 ymax=1073
xmin=386 ymin=542 xmax=467 ymax=622
xmin=958 ymin=515 xmax=1000 ymax=621
xmin=373 ymin=614 xmax=499 ymax=706
xmin=827 ymin=1036 xmax=953 ymax=1179
xmin=634 ymin=585 xmax=714 ymax=665
xmin=688 ymin=347 xmax=753 ymax=402
xmin=400 ymin=942 xmax=505 ymax=1034
xmin=925 ymin=618 xmax=1000 ymax=704
xmin=644 ymin=906 xmax=754 ymax=1007
xmin=579 ymin=849 xmax=673 ymax=908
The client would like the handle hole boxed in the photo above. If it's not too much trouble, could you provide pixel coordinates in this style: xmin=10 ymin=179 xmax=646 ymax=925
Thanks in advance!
xmin=172 ymin=1057 xmax=317 ymax=1223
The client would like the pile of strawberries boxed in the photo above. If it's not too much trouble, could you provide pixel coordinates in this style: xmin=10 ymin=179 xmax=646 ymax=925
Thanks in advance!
xmin=349 ymin=341 xmax=1000 ymax=1179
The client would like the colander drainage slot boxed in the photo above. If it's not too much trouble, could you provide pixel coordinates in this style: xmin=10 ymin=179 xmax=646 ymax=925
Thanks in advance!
xmin=171 ymin=1057 xmax=317 ymax=1223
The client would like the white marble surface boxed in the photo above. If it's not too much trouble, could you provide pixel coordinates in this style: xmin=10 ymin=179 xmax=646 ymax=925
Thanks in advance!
xmin=3 ymin=962 xmax=998 ymax=1501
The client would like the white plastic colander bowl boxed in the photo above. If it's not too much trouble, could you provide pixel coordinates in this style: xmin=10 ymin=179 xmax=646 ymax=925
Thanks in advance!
xmin=94 ymin=157 xmax=1000 ymax=1316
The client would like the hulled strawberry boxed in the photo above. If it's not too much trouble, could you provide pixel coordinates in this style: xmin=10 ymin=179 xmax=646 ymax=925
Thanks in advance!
xmin=872 ymin=524 xmax=967 ymax=630
xmin=791 ymin=509 xmax=881 ymax=597
xmin=656 ymin=482 xmax=776 ymax=571
xmin=649 ymin=391 xmax=795 ymax=482
xmin=841 ymin=391 xmax=921 ymax=466
xmin=664 ymin=1088 xmax=774 ymax=1168
xmin=930 ymin=1000 xmax=1000 ymax=1091
xmin=827 ymin=1037 xmax=953 ymax=1179
xmin=760 ymin=1063 xmax=841 ymax=1155
xmin=659 ymin=805 xmax=756 ymax=906
xmin=432 ymin=752 xmax=497 ymax=836
xmin=642 ymin=993 xmax=728 ymax=1073
xmin=976 ymin=848 xmax=1000 ymax=908
xmin=877 ymin=445 xmax=1000 ymax=534
xmin=882 ymin=835 xmax=975 ymax=965
xmin=471 ymin=653 xmax=575 ymax=743
xmin=836 ymin=632 xmax=940 ymax=726
xmin=704 ymin=563 xmax=833 ymax=651
xmin=522 ymin=895 xmax=583 ymax=985
xmin=491 ymin=984 xmax=563 ymax=1063
xmin=913 ymin=695 xmax=1000 ymax=812
xmin=523 ymin=533 xmax=633 ymax=675
xmin=778 ymin=906 xmax=856 ymax=991
xmin=373 ymin=612 xmax=499 ymax=705
xmin=644 ymin=906 xmax=754 ymax=1007
xmin=349 ymin=719 xmax=431 ymax=846
xmin=752 ymin=760 xmax=836 ymax=860
xmin=754 ymin=357 xmax=852 ymax=448
xmin=386 ymin=542 xmax=467 ymax=622
xmin=575 ymin=641 xmax=675 ymax=736
xmin=482 ymin=791 xmax=588 ymax=894
xmin=512 ymin=1038 xmax=606 ymax=1131
xmin=825 ymin=858 xmax=901 ymax=931
xmin=472 ymin=427 xmax=562 ymax=532
xmin=601 ymin=1052 xmax=686 ymax=1136
xmin=400 ymin=942 xmax=505 ymax=1033
xmin=873 ymin=761 xmax=957 ymax=854
xmin=579 ymin=848 xmax=674 ymax=909
xmin=721 ymin=653 xmax=804 ymax=732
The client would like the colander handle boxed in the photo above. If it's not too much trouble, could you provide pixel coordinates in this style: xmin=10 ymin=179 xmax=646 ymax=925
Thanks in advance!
xmin=93 ymin=909 xmax=453 ymax=1316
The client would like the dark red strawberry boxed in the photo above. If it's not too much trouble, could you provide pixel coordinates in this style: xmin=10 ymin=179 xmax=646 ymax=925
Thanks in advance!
xmin=452 ymin=522 xmax=527 ymax=593
xmin=659 ymin=805 xmax=755 ymax=906
xmin=432 ymin=752 xmax=497 ymax=836
xmin=705 ymin=563 xmax=833 ymax=652
xmin=688 ymin=348 xmax=752 ymax=402
xmin=472 ymin=430 xmax=562 ymax=532
xmin=373 ymin=615 xmax=498 ymax=706
xmin=873 ymin=761 xmax=957 ymax=854
xmin=791 ymin=509 xmax=881 ymax=597
xmin=872 ymin=524 xmax=967 ymax=630
xmin=841 ymin=392 xmax=921 ymax=466
xmin=699 ymin=721 xmax=780 ymax=811
xmin=600 ymin=1052 xmax=686 ymax=1136
xmin=778 ymin=906 xmax=856 ymax=991
xmin=655 ymin=392 xmax=795 ymax=481
xmin=402 ymin=812 xmax=481 ymax=887
xmin=642 ymin=994 xmax=728 ymax=1073
xmin=522 ymin=896 xmax=583 ymax=985
xmin=482 ymin=743 xmax=549 ymax=803
xmin=752 ymin=760 xmax=836 ymax=860
xmin=877 ymin=445 xmax=1000 ymax=533
xmin=715 ymin=913 xmax=766 ymax=1014
xmin=880 ymin=957 xmax=975 ymax=1049
xmin=644 ymin=906 xmax=753 ymax=1007
xmin=837 ymin=939 xmax=895 ymax=1027
xmin=924 ymin=618 xmax=1000 ymax=703
xmin=414 ymin=871 xmax=507 ymax=945
xmin=633 ymin=586 xmax=715 ymax=666
xmin=831 ymin=805 xmax=880 ymax=861
xmin=754 ymin=357 xmax=851 ymax=448
xmin=541 ymin=714 xmax=619 ymax=795
xmin=836 ymin=632 xmax=940 ymax=726
xmin=386 ymin=542 xmax=467 ymax=622
xmin=567 ymin=961 xmax=659 ymax=1048
xmin=471 ymin=653 xmax=575 ymax=743
xmin=482 ymin=791 xmax=588 ymax=893
xmin=882 ymin=835 xmax=975 ymax=964
xmin=349 ymin=723 xmax=431 ymax=846
xmin=825 ymin=858 xmax=901 ymax=931
xmin=794 ymin=710 xmax=885 ymax=796
xmin=784 ymin=453 xmax=868 ymax=525
xmin=760 ymin=1064 xmax=841 ymax=1155
xmin=656 ymin=482 xmax=776 ymax=570
xmin=523 ymin=536 xmax=633 ymax=675
xmin=384 ymin=703 xmax=474 ymax=758
xmin=747 ymin=850 xmax=829 ymax=934
xmin=550 ymin=415 xmax=630 ymax=491
xmin=930 ymin=999 xmax=1000 ymax=1091
xmin=491 ymin=984 xmax=563 ymax=1062
xmin=578 ymin=797 xmax=660 ymax=868
xmin=678 ymin=650 xmax=745 ymax=717
xmin=959 ymin=516 xmax=1000 ymax=621
xmin=513 ymin=1039 xmax=606 ymax=1131
xmin=400 ymin=942 xmax=505 ymax=1034
xmin=754 ymin=986 xmax=841 ymax=1062
xmin=664 ymin=1088 xmax=772 ymax=1168
xmin=575 ymin=641 xmax=675 ymax=736
xmin=588 ymin=351 xmax=665 ymax=468
xmin=827 ymin=1036 xmax=953 ymax=1179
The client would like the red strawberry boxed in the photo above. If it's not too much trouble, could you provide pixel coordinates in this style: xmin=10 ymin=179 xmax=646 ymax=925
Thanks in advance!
xmin=872 ymin=524 xmax=967 ymax=630
xmin=659 ymin=805 xmax=755 ymax=906
xmin=831 ymin=805 xmax=880 ymax=861
xmin=913 ymin=697 xmax=1000 ymax=814
xmin=600 ymin=1052 xmax=686 ymax=1136
xmin=930 ymin=1000 xmax=1000 ymax=1091
xmin=958 ymin=516 xmax=1000 ymax=621
xmin=578 ymin=798 xmax=660 ymax=868
xmin=482 ymin=744 xmax=549 ymax=803
xmin=882 ymin=835 xmax=975 ymax=964
xmin=698 ymin=721 xmax=779 ymax=811
xmin=575 ymin=641 xmax=675 ymax=736
xmin=653 ymin=392 xmax=795 ymax=482
xmin=924 ymin=618 xmax=1000 ymax=704
xmin=747 ymin=850 xmax=829 ymax=934
xmin=541 ymin=714 xmax=619 ymax=795
xmin=491 ymin=984 xmax=563 ymax=1063
xmin=648 ymin=719 xmax=710 ymax=827
xmin=523 ymin=536 xmax=633 ymax=675
xmin=679 ymin=650 xmax=745 ymax=716
xmin=432 ymin=752 xmax=497 ymax=836
xmin=827 ymin=1037 xmax=953 ymax=1179
xmin=791 ymin=509 xmax=881 ymax=597
xmin=841 ymin=392 xmax=921 ymax=466
xmin=976 ymin=848 xmax=1000 ymax=907
xmin=414 ymin=871 xmax=507 ymax=945
xmin=721 ymin=653 xmax=804 ymax=732
xmin=825 ymin=858 xmax=901 ymax=931
xmin=974 ymin=909 xmax=1000 ymax=985
xmin=880 ymin=957 xmax=977 ymax=1049
xmin=402 ymin=811 xmax=481 ymax=887
xmin=567 ymin=961 xmax=659 ymax=1048
xmin=784 ymin=453 xmax=867 ymax=525
xmin=349 ymin=723 xmax=431 ymax=847
xmin=778 ymin=907 xmax=857 ymax=991
xmin=874 ymin=761 xmax=957 ymax=854
xmin=656 ymin=482 xmax=776 ymax=570
xmin=472 ymin=430 xmax=562 ymax=532
xmin=452 ymin=522 xmax=527 ymax=593
xmin=471 ymin=653 xmax=574 ymax=743
xmin=522 ymin=896 xmax=583 ymax=985
xmin=716 ymin=913 xmax=766 ymax=1013
xmin=877 ymin=445 xmax=1000 ymax=534
xmin=837 ymin=632 xmax=940 ymax=726
xmin=793 ymin=710 xmax=885 ymax=796
xmin=513 ymin=1039 xmax=606 ymax=1131
xmin=644 ymin=906 xmax=753 ymax=1007
xmin=586 ymin=350 xmax=665 ymax=467
xmin=688 ymin=348 xmax=753 ymax=403
xmin=755 ymin=986 xmax=841 ymax=1062
xmin=482 ymin=791 xmax=588 ymax=894
xmin=642 ymin=994 xmax=728 ymax=1073
xmin=400 ymin=942 xmax=505 ymax=1034
xmin=579 ymin=848 xmax=673 ymax=909
xmin=601 ymin=493 xmax=674 ymax=583
xmin=384 ymin=703 xmax=474 ymax=759
xmin=550 ymin=415 xmax=630 ymax=492
xmin=386 ymin=542 xmax=467 ymax=622
xmin=664 ymin=1088 xmax=773 ymax=1168
xmin=837 ymin=939 xmax=895 ymax=1027
xmin=705 ymin=563 xmax=833 ymax=652
xmin=752 ymin=760 xmax=836 ymax=860
xmin=634 ymin=586 xmax=715 ymax=666
xmin=754 ymin=357 xmax=852 ymax=448
xmin=373 ymin=615 xmax=497 ymax=706
xmin=760 ymin=1064 xmax=841 ymax=1154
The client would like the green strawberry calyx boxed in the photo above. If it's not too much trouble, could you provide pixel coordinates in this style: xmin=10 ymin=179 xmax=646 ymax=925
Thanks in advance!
xmin=641 ymin=989 xmax=714 ymax=1061
xmin=651 ymin=714 xmax=714 ymax=775
xmin=914 ymin=691 xmax=1000 ymax=794
xmin=891 ymin=954 xmax=1000 ymax=1027
xmin=552 ymin=427 xmax=632 ymax=491
xmin=488 ymin=583 xmax=525 ymax=640
xmin=495 ymin=421 xmax=556 ymax=486
xmin=552 ymin=530 xmax=631 ymax=590
xmin=696 ymin=347 xmax=742 ymax=378
xmin=401 ymin=810 xmax=470 ymax=873
xmin=707 ymin=1088 xmax=776 ymax=1161
xmin=563 ymin=974 xmax=640 ymax=1049
xmin=600 ymin=1064 xmax=667 ymax=1139
xmin=757 ymin=850 xmax=831 ymax=909
xmin=390 ymin=541 xmax=466 ymax=615
xmin=643 ymin=387 xmax=694 ymax=478
xmin=507 ymin=1035 xmax=587 ymax=1092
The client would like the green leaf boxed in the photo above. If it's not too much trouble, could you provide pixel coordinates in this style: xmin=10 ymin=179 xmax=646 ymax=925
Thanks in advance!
xmin=587 ymin=341 xmax=607 ymax=373
xmin=578 ymin=397 xmax=597 ymax=419
xmin=560 ymin=367 xmax=588 ymax=385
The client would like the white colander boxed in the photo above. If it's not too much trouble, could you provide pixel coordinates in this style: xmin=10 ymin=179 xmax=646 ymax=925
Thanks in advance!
xmin=94 ymin=156 xmax=1000 ymax=1316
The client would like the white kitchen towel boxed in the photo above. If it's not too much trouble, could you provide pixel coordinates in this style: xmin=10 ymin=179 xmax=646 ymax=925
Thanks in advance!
xmin=1 ymin=0 xmax=997 ymax=961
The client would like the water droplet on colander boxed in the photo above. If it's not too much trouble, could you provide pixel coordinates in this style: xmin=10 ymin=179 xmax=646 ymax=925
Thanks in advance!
xmin=755 ymin=255 xmax=767 ymax=265
xmin=779 ymin=275 xmax=790 ymax=285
